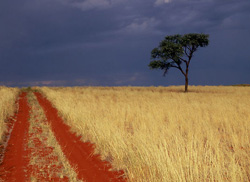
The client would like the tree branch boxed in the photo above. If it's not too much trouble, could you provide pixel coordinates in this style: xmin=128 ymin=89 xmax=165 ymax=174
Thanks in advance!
xmin=171 ymin=65 xmax=179 ymax=69
xmin=178 ymin=66 xmax=186 ymax=76
xmin=171 ymin=65 xmax=186 ymax=76
xmin=187 ymin=46 xmax=195 ymax=65
xmin=187 ymin=45 xmax=192 ymax=51
xmin=179 ymin=57 xmax=188 ymax=64
xmin=184 ymin=47 xmax=190 ymax=58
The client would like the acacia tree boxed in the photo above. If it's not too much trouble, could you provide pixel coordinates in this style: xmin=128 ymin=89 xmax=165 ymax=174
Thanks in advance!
xmin=149 ymin=33 xmax=209 ymax=92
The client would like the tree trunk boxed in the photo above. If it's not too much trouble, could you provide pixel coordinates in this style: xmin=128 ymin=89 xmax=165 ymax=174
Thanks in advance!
xmin=185 ymin=75 xmax=188 ymax=92
xmin=184 ymin=63 xmax=189 ymax=92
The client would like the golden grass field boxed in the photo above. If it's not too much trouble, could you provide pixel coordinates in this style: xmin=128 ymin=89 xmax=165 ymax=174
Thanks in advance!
xmin=0 ymin=86 xmax=19 ymax=143
xmin=37 ymin=86 xmax=250 ymax=182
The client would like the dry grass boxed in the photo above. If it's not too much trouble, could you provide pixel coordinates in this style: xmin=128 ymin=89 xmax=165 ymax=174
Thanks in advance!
xmin=0 ymin=86 xmax=19 ymax=143
xmin=38 ymin=86 xmax=250 ymax=182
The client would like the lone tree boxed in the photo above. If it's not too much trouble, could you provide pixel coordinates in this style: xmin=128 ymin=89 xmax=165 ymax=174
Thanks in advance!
xmin=149 ymin=33 xmax=209 ymax=92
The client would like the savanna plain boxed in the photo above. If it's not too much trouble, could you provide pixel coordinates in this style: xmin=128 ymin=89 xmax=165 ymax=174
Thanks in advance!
xmin=1 ymin=86 xmax=250 ymax=181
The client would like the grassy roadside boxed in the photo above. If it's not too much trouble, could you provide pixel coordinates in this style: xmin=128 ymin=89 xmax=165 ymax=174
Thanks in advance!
xmin=38 ymin=86 xmax=250 ymax=181
xmin=0 ymin=86 xmax=19 ymax=143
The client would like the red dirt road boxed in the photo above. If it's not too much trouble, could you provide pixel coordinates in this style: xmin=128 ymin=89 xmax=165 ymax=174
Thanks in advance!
xmin=0 ymin=91 xmax=126 ymax=181
xmin=35 ymin=92 xmax=126 ymax=182
xmin=1 ymin=92 xmax=72 ymax=181
xmin=0 ymin=92 xmax=30 ymax=181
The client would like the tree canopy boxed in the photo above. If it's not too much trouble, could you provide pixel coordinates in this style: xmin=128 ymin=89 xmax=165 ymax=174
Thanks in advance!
xmin=149 ymin=33 xmax=209 ymax=92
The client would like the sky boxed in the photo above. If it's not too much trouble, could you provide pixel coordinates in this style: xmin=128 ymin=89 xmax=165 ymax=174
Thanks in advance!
xmin=0 ymin=0 xmax=250 ymax=87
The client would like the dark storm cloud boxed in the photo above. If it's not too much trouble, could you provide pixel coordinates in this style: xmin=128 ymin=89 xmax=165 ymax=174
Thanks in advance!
xmin=153 ymin=0 xmax=250 ymax=32
xmin=0 ymin=0 xmax=249 ymax=86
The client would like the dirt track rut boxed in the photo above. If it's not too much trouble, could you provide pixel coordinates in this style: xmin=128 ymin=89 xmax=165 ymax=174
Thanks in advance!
xmin=0 ymin=91 xmax=126 ymax=182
